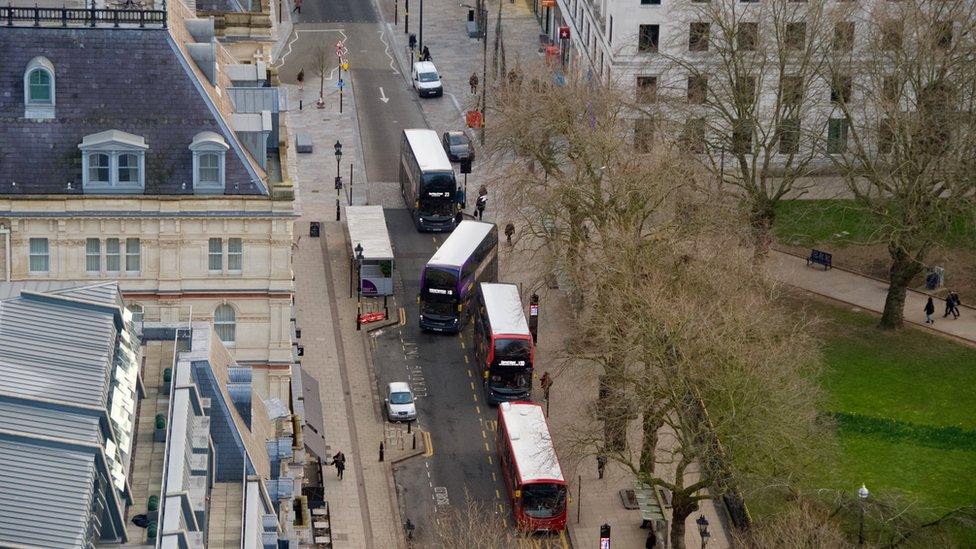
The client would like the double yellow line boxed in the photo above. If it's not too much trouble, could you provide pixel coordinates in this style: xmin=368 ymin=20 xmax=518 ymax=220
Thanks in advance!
xmin=422 ymin=430 xmax=434 ymax=457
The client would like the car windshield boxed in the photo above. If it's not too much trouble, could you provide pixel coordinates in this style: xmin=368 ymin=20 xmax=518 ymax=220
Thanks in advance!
xmin=488 ymin=370 xmax=531 ymax=393
xmin=390 ymin=391 xmax=413 ymax=404
xmin=418 ymin=72 xmax=438 ymax=82
xmin=449 ymin=134 xmax=466 ymax=145
xmin=522 ymin=484 xmax=567 ymax=518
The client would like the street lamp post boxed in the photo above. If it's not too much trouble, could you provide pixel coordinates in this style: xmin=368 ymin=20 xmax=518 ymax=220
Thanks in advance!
xmin=355 ymin=243 xmax=364 ymax=331
xmin=858 ymin=484 xmax=869 ymax=545
xmin=419 ymin=0 xmax=424 ymax=55
xmin=696 ymin=515 xmax=710 ymax=549
xmin=334 ymin=141 xmax=343 ymax=221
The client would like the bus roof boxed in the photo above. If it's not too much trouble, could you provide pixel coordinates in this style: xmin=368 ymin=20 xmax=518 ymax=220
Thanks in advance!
xmin=403 ymin=129 xmax=454 ymax=172
xmin=346 ymin=205 xmax=393 ymax=260
xmin=480 ymin=283 xmax=530 ymax=336
xmin=499 ymin=402 xmax=564 ymax=484
xmin=427 ymin=220 xmax=494 ymax=268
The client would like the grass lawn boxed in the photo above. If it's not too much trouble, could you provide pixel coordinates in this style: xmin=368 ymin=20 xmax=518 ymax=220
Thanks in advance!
xmin=751 ymin=295 xmax=976 ymax=540
xmin=773 ymin=200 xmax=976 ymax=251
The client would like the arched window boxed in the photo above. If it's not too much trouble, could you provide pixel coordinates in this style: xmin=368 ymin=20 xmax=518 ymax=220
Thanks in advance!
xmin=118 ymin=153 xmax=140 ymax=183
xmin=128 ymin=304 xmax=144 ymax=324
xmin=88 ymin=153 xmax=110 ymax=184
xmin=214 ymin=304 xmax=236 ymax=344
xmin=190 ymin=132 xmax=228 ymax=191
xmin=28 ymin=70 xmax=52 ymax=103
xmin=23 ymin=56 xmax=55 ymax=119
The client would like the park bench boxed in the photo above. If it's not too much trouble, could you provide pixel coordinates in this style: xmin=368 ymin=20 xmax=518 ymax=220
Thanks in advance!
xmin=807 ymin=249 xmax=832 ymax=270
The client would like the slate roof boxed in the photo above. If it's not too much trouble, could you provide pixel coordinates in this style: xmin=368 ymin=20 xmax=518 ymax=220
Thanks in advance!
xmin=0 ymin=27 xmax=265 ymax=196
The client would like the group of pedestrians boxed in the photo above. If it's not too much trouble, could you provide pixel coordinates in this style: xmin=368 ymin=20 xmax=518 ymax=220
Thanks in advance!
xmin=924 ymin=289 xmax=962 ymax=324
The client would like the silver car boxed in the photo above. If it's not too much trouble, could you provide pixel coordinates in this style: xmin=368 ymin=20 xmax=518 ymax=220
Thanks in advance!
xmin=385 ymin=382 xmax=417 ymax=422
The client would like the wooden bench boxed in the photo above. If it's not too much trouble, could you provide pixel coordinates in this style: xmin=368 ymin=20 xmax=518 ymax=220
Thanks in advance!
xmin=807 ymin=249 xmax=832 ymax=270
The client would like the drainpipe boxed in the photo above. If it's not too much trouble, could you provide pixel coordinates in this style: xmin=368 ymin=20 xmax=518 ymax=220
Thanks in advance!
xmin=0 ymin=225 xmax=10 ymax=282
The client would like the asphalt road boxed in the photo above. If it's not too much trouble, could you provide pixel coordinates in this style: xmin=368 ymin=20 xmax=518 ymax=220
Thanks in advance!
xmin=277 ymin=0 xmax=512 ymax=544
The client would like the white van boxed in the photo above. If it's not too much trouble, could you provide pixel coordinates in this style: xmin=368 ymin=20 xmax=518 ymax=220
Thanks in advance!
xmin=411 ymin=61 xmax=443 ymax=98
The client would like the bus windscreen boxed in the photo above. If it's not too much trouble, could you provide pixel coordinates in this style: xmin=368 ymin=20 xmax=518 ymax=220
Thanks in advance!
xmin=419 ymin=173 xmax=456 ymax=217
xmin=493 ymin=338 xmax=531 ymax=365
xmin=421 ymin=267 xmax=458 ymax=317
xmin=521 ymin=483 xmax=567 ymax=519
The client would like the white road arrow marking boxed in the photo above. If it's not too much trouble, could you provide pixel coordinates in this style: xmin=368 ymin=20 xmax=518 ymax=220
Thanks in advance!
xmin=379 ymin=87 xmax=389 ymax=103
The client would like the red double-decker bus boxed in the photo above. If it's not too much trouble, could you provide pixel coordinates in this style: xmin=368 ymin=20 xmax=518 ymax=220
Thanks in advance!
xmin=496 ymin=401 xmax=567 ymax=533
xmin=474 ymin=283 xmax=534 ymax=404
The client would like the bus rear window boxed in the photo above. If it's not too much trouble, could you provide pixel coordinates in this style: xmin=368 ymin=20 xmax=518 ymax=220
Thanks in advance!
xmin=494 ymin=338 xmax=532 ymax=362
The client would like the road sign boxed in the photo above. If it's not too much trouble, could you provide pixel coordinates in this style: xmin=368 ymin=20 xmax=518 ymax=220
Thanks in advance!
xmin=337 ymin=79 xmax=345 ymax=90
xmin=341 ymin=61 xmax=350 ymax=71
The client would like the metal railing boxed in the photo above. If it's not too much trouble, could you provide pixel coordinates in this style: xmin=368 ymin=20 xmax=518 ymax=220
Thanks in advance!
xmin=1 ymin=4 xmax=167 ymax=28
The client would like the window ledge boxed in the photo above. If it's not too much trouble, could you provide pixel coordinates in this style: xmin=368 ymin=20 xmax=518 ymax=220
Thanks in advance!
xmin=84 ymin=185 xmax=145 ymax=195
xmin=25 ymin=104 xmax=55 ymax=120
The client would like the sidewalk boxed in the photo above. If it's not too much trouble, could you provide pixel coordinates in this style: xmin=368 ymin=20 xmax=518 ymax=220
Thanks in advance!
xmin=768 ymin=250 xmax=976 ymax=345
xmin=379 ymin=0 xmax=735 ymax=547
xmin=285 ymin=68 xmax=404 ymax=547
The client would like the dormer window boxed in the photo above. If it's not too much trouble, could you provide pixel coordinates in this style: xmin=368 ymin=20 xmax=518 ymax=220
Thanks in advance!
xmin=79 ymin=130 xmax=147 ymax=193
xmin=24 ymin=56 xmax=55 ymax=119
xmin=190 ymin=131 xmax=229 ymax=192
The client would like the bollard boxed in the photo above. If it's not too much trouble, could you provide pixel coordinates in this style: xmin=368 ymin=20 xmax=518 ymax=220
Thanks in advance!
xmin=407 ymin=420 xmax=411 ymax=434
xmin=379 ymin=441 xmax=385 ymax=462
xmin=299 ymin=99 xmax=303 ymax=110
xmin=412 ymin=432 xmax=417 ymax=450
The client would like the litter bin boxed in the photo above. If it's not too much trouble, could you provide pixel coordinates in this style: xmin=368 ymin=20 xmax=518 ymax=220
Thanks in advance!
xmin=925 ymin=266 xmax=944 ymax=290
xmin=310 ymin=221 xmax=320 ymax=238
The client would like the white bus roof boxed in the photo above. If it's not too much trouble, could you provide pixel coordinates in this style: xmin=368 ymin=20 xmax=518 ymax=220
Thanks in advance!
xmin=427 ymin=220 xmax=494 ymax=268
xmin=346 ymin=206 xmax=394 ymax=260
xmin=403 ymin=129 xmax=454 ymax=172
xmin=499 ymin=402 xmax=564 ymax=483
xmin=480 ymin=283 xmax=530 ymax=336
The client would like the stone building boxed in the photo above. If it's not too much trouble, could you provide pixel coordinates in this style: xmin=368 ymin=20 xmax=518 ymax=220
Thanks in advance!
xmin=0 ymin=0 xmax=296 ymax=400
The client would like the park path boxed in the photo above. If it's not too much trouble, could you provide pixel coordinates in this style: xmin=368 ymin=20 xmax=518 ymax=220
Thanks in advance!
xmin=768 ymin=251 xmax=975 ymax=345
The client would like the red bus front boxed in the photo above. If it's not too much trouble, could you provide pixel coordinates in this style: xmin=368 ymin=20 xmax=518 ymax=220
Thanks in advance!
xmin=511 ymin=479 xmax=568 ymax=532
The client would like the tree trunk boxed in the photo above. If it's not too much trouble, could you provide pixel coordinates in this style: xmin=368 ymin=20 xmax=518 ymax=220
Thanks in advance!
xmin=749 ymin=198 xmax=775 ymax=258
xmin=669 ymin=491 xmax=698 ymax=549
xmin=879 ymin=245 xmax=922 ymax=330
xmin=639 ymin=410 xmax=661 ymax=475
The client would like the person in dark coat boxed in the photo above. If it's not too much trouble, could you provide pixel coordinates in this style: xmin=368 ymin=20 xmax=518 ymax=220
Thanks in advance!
xmin=646 ymin=529 xmax=657 ymax=548
xmin=422 ymin=45 xmax=431 ymax=61
xmin=475 ymin=194 xmax=487 ymax=219
xmin=504 ymin=222 xmax=515 ymax=245
xmin=469 ymin=72 xmax=479 ymax=95
xmin=924 ymin=297 xmax=936 ymax=324
xmin=297 ymin=68 xmax=305 ymax=90
xmin=332 ymin=450 xmax=346 ymax=479
xmin=596 ymin=454 xmax=607 ymax=479
xmin=947 ymin=290 xmax=961 ymax=319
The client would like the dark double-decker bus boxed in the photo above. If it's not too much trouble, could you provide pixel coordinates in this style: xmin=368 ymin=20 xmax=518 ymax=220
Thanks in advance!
xmin=474 ymin=283 xmax=534 ymax=404
xmin=419 ymin=220 xmax=498 ymax=332
xmin=399 ymin=129 xmax=457 ymax=232
xmin=497 ymin=401 xmax=568 ymax=533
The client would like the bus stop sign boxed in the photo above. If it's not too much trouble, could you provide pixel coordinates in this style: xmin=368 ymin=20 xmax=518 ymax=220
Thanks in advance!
xmin=600 ymin=523 xmax=611 ymax=549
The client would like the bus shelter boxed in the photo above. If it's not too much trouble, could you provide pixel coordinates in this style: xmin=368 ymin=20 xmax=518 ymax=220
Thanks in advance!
xmin=346 ymin=206 xmax=394 ymax=297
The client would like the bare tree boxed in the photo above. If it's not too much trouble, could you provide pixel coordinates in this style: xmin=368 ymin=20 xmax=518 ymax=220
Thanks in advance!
xmin=823 ymin=0 xmax=976 ymax=328
xmin=430 ymin=496 xmax=520 ymax=548
xmin=654 ymin=0 xmax=835 ymax=251
xmin=312 ymin=44 xmax=330 ymax=104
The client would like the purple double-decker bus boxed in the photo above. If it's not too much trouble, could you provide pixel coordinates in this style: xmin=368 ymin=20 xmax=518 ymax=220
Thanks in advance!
xmin=419 ymin=220 xmax=498 ymax=332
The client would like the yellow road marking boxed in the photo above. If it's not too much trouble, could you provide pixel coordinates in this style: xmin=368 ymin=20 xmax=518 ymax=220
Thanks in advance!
xmin=460 ymin=340 xmax=465 ymax=349
xmin=471 ymin=381 xmax=476 ymax=390
xmin=559 ymin=530 xmax=569 ymax=548
xmin=475 ymin=405 xmax=481 ymax=415
xmin=487 ymin=455 xmax=493 ymax=464
xmin=484 ymin=441 xmax=489 ymax=451
xmin=467 ymin=368 xmax=472 ymax=377
xmin=496 ymin=489 xmax=501 ymax=499
xmin=398 ymin=307 xmax=406 ymax=326
xmin=481 ymin=430 xmax=487 ymax=440
xmin=498 ymin=503 xmax=504 ymax=514
xmin=473 ymin=393 xmax=478 ymax=402
xmin=463 ymin=354 xmax=469 ymax=364
xmin=492 ymin=472 xmax=497 ymax=481
xmin=423 ymin=431 xmax=434 ymax=457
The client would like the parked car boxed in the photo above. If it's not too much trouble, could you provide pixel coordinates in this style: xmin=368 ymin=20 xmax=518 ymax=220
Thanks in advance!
xmin=442 ymin=131 xmax=475 ymax=163
xmin=411 ymin=61 xmax=443 ymax=98
xmin=385 ymin=382 xmax=417 ymax=422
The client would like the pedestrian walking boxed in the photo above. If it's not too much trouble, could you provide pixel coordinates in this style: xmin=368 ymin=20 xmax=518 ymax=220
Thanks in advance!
xmin=596 ymin=454 xmax=607 ymax=479
xmin=422 ymin=45 xmax=431 ymax=61
xmin=504 ymin=222 xmax=515 ymax=245
xmin=944 ymin=292 xmax=955 ymax=318
xmin=296 ymin=68 xmax=304 ymax=90
xmin=476 ymin=194 xmax=487 ymax=219
xmin=379 ymin=442 xmax=385 ymax=462
xmin=469 ymin=72 xmax=479 ymax=95
xmin=332 ymin=450 xmax=346 ymax=479
xmin=924 ymin=297 xmax=936 ymax=324
xmin=646 ymin=529 xmax=657 ymax=548
xmin=292 ymin=0 xmax=301 ymax=13
xmin=948 ymin=290 xmax=961 ymax=319
xmin=540 ymin=371 xmax=552 ymax=400
xmin=454 ymin=210 xmax=463 ymax=226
